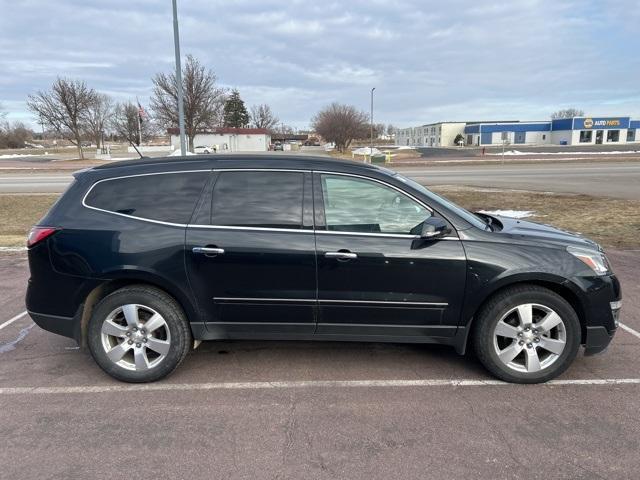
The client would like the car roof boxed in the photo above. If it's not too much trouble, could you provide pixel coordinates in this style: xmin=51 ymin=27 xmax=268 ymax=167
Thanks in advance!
xmin=89 ymin=154 xmax=386 ymax=176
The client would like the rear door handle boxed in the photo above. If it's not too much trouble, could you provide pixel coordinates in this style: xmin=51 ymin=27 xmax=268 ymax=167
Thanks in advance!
xmin=325 ymin=251 xmax=357 ymax=260
xmin=192 ymin=247 xmax=225 ymax=256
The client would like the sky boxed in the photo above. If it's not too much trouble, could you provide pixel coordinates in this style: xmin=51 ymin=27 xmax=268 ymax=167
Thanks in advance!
xmin=1 ymin=0 xmax=639 ymax=130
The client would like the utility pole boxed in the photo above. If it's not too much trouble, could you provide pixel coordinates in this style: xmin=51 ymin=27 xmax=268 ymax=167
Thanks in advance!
xmin=370 ymin=87 xmax=376 ymax=163
xmin=172 ymin=0 xmax=186 ymax=156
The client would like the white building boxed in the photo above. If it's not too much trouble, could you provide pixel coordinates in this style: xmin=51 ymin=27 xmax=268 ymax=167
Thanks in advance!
xmin=398 ymin=116 xmax=640 ymax=147
xmin=169 ymin=128 xmax=271 ymax=152
xmin=395 ymin=122 xmax=466 ymax=147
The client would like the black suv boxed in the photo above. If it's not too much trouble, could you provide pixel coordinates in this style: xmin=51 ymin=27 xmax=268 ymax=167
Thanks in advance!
xmin=26 ymin=155 xmax=621 ymax=383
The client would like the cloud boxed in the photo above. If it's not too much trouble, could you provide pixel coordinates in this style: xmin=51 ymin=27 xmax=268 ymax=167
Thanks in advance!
xmin=0 ymin=0 xmax=638 ymax=128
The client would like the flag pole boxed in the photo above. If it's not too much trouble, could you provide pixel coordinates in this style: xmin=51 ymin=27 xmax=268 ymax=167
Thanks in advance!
xmin=136 ymin=98 xmax=142 ymax=146
xmin=172 ymin=0 xmax=187 ymax=156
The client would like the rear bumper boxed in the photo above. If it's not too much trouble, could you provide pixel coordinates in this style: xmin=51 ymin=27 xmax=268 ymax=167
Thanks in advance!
xmin=28 ymin=310 xmax=79 ymax=342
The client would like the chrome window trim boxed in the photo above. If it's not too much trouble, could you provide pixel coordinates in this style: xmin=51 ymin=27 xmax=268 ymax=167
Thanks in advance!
xmin=319 ymin=299 xmax=448 ymax=307
xmin=80 ymin=167 xmax=459 ymax=242
xmin=215 ymin=297 xmax=316 ymax=303
xmin=213 ymin=297 xmax=447 ymax=307
xmin=316 ymin=230 xmax=419 ymax=239
xmin=189 ymin=224 xmax=313 ymax=234
xmin=213 ymin=168 xmax=308 ymax=173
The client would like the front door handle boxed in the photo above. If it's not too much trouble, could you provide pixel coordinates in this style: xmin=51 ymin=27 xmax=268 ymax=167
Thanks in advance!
xmin=193 ymin=246 xmax=225 ymax=256
xmin=325 ymin=251 xmax=357 ymax=260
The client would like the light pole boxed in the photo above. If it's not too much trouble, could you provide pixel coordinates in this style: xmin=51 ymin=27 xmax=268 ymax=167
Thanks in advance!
xmin=370 ymin=87 xmax=376 ymax=163
xmin=172 ymin=0 xmax=186 ymax=156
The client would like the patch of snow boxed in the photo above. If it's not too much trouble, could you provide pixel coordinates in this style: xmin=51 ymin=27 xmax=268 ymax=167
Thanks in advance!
xmin=479 ymin=209 xmax=534 ymax=219
xmin=0 ymin=153 xmax=37 ymax=159
xmin=0 ymin=246 xmax=27 ymax=252
xmin=396 ymin=146 xmax=415 ymax=150
xmin=489 ymin=149 xmax=640 ymax=156
xmin=168 ymin=150 xmax=196 ymax=156
xmin=352 ymin=147 xmax=382 ymax=156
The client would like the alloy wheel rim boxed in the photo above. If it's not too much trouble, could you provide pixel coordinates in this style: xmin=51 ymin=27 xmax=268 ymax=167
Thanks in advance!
xmin=100 ymin=304 xmax=171 ymax=371
xmin=492 ymin=303 xmax=567 ymax=374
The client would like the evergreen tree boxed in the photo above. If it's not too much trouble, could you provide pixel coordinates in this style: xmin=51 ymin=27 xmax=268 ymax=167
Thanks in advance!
xmin=223 ymin=89 xmax=250 ymax=127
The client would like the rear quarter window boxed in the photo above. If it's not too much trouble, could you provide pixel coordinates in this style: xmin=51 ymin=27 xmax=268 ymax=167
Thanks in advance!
xmin=84 ymin=171 xmax=209 ymax=224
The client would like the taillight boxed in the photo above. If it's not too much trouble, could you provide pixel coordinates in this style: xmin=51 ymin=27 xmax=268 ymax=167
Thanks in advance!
xmin=27 ymin=226 xmax=60 ymax=248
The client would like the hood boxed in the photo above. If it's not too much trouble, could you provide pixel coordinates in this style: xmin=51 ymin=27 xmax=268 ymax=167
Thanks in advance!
xmin=488 ymin=215 xmax=601 ymax=250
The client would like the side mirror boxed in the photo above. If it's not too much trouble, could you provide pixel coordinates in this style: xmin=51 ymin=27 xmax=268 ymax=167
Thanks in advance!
xmin=420 ymin=217 xmax=451 ymax=239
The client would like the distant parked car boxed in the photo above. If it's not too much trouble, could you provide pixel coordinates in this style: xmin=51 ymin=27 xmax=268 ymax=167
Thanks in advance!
xmin=80 ymin=141 xmax=92 ymax=148
xmin=273 ymin=142 xmax=284 ymax=151
xmin=194 ymin=146 xmax=213 ymax=154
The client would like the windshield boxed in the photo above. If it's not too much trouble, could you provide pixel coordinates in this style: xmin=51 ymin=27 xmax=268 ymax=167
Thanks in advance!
xmin=392 ymin=172 xmax=488 ymax=230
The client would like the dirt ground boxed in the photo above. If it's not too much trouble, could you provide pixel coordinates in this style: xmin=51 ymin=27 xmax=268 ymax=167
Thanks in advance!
xmin=0 ymin=194 xmax=58 ymax=246
xmin=432 ymin=186 xmax=640 ymax=249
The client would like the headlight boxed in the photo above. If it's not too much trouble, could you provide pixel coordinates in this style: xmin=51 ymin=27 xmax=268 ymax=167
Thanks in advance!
xmin=567 ymin=246 xmax=610 ymax=275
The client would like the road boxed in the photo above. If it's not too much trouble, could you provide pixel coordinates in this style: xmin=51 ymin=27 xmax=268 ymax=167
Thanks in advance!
xmin=1 ymin=250 xmax=640 ymax=479
xmin=395 ymin=161 xmax=640 ymax=199
xmin=0 ymin=174 xmax=73 ymax=193
xmin=1 ymin=161 xmax=640 ymax=199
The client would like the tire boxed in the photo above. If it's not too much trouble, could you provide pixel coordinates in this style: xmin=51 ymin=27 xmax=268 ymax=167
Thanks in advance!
xmin=472 ymin=285 xmax=581 ymax=384
xmin=87 ymin=285 xmax=192 ymax=383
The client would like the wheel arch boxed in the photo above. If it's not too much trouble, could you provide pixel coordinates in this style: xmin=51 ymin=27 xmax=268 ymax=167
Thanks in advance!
xmin=455 ymin=274 xmax=588 ymax=355
xmin=75 ymin=271 xmax=200 ymax=349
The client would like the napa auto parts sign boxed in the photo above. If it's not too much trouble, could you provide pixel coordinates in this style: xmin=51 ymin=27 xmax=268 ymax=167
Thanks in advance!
xmin=576 ymin=117 xmax=630 ymax=129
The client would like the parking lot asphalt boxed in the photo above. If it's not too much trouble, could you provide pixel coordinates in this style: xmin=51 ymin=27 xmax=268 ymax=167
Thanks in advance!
xmin=1 ymin=250 xmax=639 ymax=479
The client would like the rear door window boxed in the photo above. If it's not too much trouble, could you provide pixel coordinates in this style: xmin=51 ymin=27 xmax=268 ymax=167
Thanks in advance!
xmin=84 ymin=171 xmax=209 ymax=224
xmin=211 ymin=171 xmax=304 ymax=229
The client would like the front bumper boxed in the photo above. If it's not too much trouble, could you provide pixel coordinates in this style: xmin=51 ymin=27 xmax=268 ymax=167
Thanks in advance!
xmin=584 ymin=325 xmax=616 ymax=356
xmin=583 ymin=297 xmax=621 ymax=355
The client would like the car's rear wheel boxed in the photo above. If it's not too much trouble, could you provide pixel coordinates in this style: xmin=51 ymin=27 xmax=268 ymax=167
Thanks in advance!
xmin=87 ymin=285 xmax=191 ymax=382
xmin=473 ymin=285 xmax=581 ymax=383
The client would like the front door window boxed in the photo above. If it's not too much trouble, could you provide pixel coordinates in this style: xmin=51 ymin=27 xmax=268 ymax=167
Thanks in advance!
xmin=320 ymin=174 xmax=431 ymax=235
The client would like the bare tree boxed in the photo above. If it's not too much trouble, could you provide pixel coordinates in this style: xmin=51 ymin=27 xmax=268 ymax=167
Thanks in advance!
xmin=0 ymin=121 xmax=33 ymax=149
xmin=0 ymin=102 xmax=6 ymax=120
xmin=250 ymin=104 xmax=279 ymax=131
xmin=26 ymin=78 xmax=96 ymax=159
xmin=151 ymin=54 xmax=226 ymax=152
xmin=272 ymin=123 xmax=295 ymax=135
xmin=311 ymin=103 xmax=369 ymax=152
xmin=111 ymin=102 xmax=153 ymax=145
xmin=84 ymin=93 xmax=113 ymax=148
xmin=551 ymin=108 xmax=584 ymax=119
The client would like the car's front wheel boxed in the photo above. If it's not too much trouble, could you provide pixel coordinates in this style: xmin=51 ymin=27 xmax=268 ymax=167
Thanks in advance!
xmin=473 ymin=285 xmax=581 ymax=383
xmin=87 ymin=285 xmax=191 ymax=382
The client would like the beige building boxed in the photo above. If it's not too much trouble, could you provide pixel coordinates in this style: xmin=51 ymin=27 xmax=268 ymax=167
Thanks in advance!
xmin=169 ymin=127 xmax=271 ymax=152
xmin=395 ymin=122 xmax=466 ymax=147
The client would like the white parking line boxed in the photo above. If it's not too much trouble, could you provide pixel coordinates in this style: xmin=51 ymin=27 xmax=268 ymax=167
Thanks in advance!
xmin=0 ymin=311 xmax=28 ymax=330
xmin=0 ymin=378 xmax=639 ymax=396
xmin=619 ymin=322 xmax=640 ymax=340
